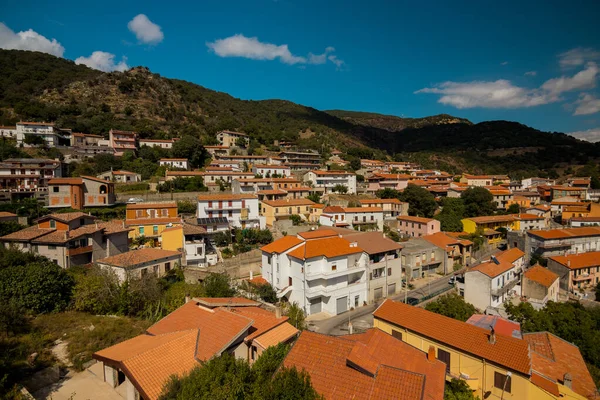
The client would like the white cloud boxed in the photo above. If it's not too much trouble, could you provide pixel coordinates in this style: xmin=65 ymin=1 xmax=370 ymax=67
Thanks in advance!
xmin=207 ymin=35 xmax=344 ymax=68
xmin=75 ymin=51 xmax=129 ymax=72
xmin=328 ymin=54 xmax=344 ymax=69
xmin=524 ymin=71 xmax=537 ymax=76
xmin=568 ymin=128 xmax=600 ymax=142
xmin=559 ymin=47 xmax=600 ymax=69
xmin=416 ymin=62 xmax=598 ymax=109
xmin=0 ymin=22 xmax=64 ymax=57
xmin=574 ymin=93 xmax=600 ymax=116
xmin=127 ymin=14 xmax=164 ymax=45
xmin=501 ymin=61 xmax=509 ymax=66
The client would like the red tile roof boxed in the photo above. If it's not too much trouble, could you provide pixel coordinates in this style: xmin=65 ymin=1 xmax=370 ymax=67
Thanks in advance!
xmin=397 ymin=215 xmax=435 ymax=224
xmin=96 ymin=248 xmax=181 ymax=268
xmin=466 ymin=314 xmax=522 ymax=339
xmin=260 ymin=236 xmax=303 ymax=254
xmin=422 ymin=232 xmax=472 ymax=251
xmin=524 ymin=265 xmax=559 ymax=287
xmin=261 ymin=198 xmax=315 ymax=207
xmin=528 ymin=227 xmax=600 ymax=240
xmin=287 ymin=237 xmax=363 ymax=260
xmin=373 ymin=300 xmax=531 ymax=374
xmin=548 ymin=251 xmax=600 ymax=270
xmin=297 ymin=229 xmax=339 ymax=240
xmin=283 ymin=329 xmax=446 ymax=400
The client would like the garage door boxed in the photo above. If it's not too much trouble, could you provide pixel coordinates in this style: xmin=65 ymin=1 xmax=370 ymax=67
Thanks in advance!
xmin=336 ymin=296 xmax=348 ymax=315
xmin=388 ymin=283 xmax=396 ymax=296
xmin=374 ymin=287 xmax=383 ymax=301
xmin=309 ymin=298 xmax=322 ymax=315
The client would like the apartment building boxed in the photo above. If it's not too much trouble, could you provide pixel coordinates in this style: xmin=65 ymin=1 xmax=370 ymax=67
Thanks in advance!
xmin=562 ymin=202 xmax=600 ymax=223
xmin=460 ymin=174 xmax=494 ymax=187
xmin=278 ymin=151 xmax=321 ymax=166
xmin=0 ymin=212 xmax=129 ymax=268
xmin=215 ymin=154 xmax=269 ymax=165
xmin=521 ymin=177 xmax=555 ymax=189
xmin=464 ymin=248 xmax=525 ymax=311
xmin=198 ymin=171 xmax=254 ymax=185
xmin=139 ymin=139 xmax=175 ymax=149
xmin=374 ymin=300 xmax=597 ymax=400
xmin=260 ymin=198 xmax=314 ymax=226
xmin=96 ymin=248 xmax=182 ymax=282
xmin=366 ymin=173 xmax=410 ymax=193
xmin=400 ymin=239 xmax=446 ymax=280
xmin=422 ymin=232 xmax=472 ymax=270
xmin=261 ymin=234 xmax=367 ymax=315
xmin=547 ymin=252 xmax=600 ymax=292
xmin=159 ymin=158 xmax=189 ymax=170
xmin=160 ymin=222 xmax=216 ymax=267
xmin=97 ymin=170 xmax=142 ymax=183
xmin=551 ymin=186 xmax=586 ymax=200
xmin=303 ymin=170 xmax=357 ymax=194
xmin=125 ymin=201 xmax=181 ymax=242
xmin=509 ymin=227 xmax=600 ymax=263
xmin=360 ymin=159 xmax=386 ymax=171
xmin=232 ymin=177 xmax=302 ymax=195
xmin=16 ymin=121 xmax=71 ymax=147
xmin=320 ymin=206 xmax=384 ymax=231
xmin=204 ymin=145 xmax=230 ymax=157
xmin=251 ymin=164 xmax=291 ymax=177
xmin=71 ymin=132 xmax=103 ymax=147
xmin=197 ymin=194 xmax=263 ymax=229
xmin=359 ymin=198 xmax=409 ymax=219
xmin=108 ymin=129 xmax=137 ymax=156
xmin=0 ymin=158 xmax=61 ymax=199
xmin=0 ymin=126 xmax=16 ymax=138
xmin=396 ymin=215 xmax=441 ymax=237
xmin=48 ymin=176 xmax=116 ymax=209
xmin=216 ymin=130 xmax=250 ymax=147
xmin=522 ymin=265 xmax=559 ymax=309
xmin=486 ymin=186 xmax=514 ymax=209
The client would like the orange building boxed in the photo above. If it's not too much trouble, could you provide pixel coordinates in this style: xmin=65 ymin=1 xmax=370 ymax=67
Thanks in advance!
xmin=125 ymin=201 xmax=180 ymax=243
xmin=48 ymin=176 xmax=116 ymax=209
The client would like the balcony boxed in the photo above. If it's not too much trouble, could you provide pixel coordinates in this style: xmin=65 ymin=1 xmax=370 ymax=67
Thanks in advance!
xmin=306 ymin=264 xmax=365 ymax=280
xmin=573 ymin=273 xmax=592 ymax=282
xmin=491 ymin=278 xmax=519 ymax=297
xmin=205 ymin=205 xmax=246 ymax=211
xmin=67 ymin=245 xmax=93 ymax=256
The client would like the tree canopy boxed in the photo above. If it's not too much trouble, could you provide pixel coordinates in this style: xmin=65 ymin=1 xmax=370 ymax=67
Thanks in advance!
xmin=461 ymin=187 xmax=496 ymax=217
xmin=424 ymin=293 xmax=477 ymax=322
xmin=399 ymin=184 xmax=438 ymax=218
xmin=434 ymin=198 xmax=465 ymax=232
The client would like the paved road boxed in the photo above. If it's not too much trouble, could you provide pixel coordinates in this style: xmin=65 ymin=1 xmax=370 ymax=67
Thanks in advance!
xmin=308 ymin=275 xmax=453 ymax=335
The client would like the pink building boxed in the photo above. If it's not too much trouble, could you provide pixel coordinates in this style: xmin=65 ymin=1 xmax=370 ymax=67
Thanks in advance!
xmin=547 ymin=252 xmax=600 ymax=292
xmin=396 ymin=216 xmax=441 ymax=237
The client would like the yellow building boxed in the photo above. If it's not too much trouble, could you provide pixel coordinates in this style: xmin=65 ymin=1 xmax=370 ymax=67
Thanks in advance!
xmin=309 ymin=203 xmax=325 ymax=223
xmin=260 ymin=198 xmax=315 ymax=226
xmin=160 ymin=225 xmax=183 ymax=252
xmin=126 ymin=201 xmax=181 ymax=244
xmin=507 ymin=195 xmax=531 ymax=210
xmin=461 ymin=215 xmax=518 ymax=244
xmin=562 ymin=202 xmax=600 ymax=222
xmin=373 ymin=299 xmax=596 ymax=400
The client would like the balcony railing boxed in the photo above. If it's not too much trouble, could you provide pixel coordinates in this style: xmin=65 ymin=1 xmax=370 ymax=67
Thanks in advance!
xmin=205 ymin=205 xmax=246 ymax=211
xmin=573 ymin=273 xmax=592 ymax=282
xmin=67 ymin=245 xmax=93 ymax=256
xmin=491 ymin=279 xmax=519 ymax=297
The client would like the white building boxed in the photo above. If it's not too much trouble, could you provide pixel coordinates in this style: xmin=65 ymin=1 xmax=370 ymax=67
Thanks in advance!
xmin=197 ymin=193 xmax=264 ymax=229
xmin=97 ymin=170 xmax=142 ymax=183
xmin=16 ymin=122 xmax=71 ymax=147
xmin=0 ymin=158 xmax=62 ymax=193
xmin=464 ymin=248 xmax=525 ymax=311
xmin=139 ymin=139 xmax=176 ymax=149
xmin=159 ymin=158 xmax=189 ymax=170
xmin=252 ymin=164 xmax=291 ymax=178
xmin=303 ymin=170 xmax=357 ymax=194
xmin=320 ymin=206 xmax=384 ymax=231
xmin=0 ymin=126 xmax=17 ymax=139
xmin=261 ymin=232 xmax=368 ymax=315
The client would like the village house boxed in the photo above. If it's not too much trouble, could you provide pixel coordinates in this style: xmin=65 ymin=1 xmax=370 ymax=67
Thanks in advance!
xmin=525 ymin=204 xmax=552 ymax=223
xmin=96 ymin=248 xmax=182 ymax=282
xmin=374 ymin=300 xmax=597 ymax=400
xmin=125 ymin=201 xmax=181 ymax=243
xmin=260 ymin=198 xmax=314 ymax=226
xmin=0 ymin=158 xmax=62 ymax=200
xmin=521 ymin=176 xmax=555 ymax=189
xmin=139 ymin=138 xmax=176 ymax=149
xmin=0 ymin=211 xmax=18 ymax=223
xmin=460 ymin=174 xmax=494 ymax=187
xmin=522 ymin=265 xmax=560 ymax=309
xmin=97 ymin=170 xmax=142 ymax=183
xmin=486 ymin=186 xmax=514 ymax=209
xmin=461 ymin=215 xmax=518 ymax=244
xmin=0 ymin=212 xmax=129 ymax=268
xmin=282 ymin=329 xmax=446 ymax=400
xmin=204 ymin=145 xmax=230 ymax=157
xmin=216 ymin=130 xmax=250 ymax=147
xmin=319 ymin=206 xmax=384 ymax=231
xmin=232 ymin=177 xmax=302 ymax=195
xmin=562 ymin=202 xmax=600 ymax=223
xmin=215 ymin=154 xmax=269 ymax=165
xmin=197 ymin=193 xmax=263 ymax=229
xmin=16 ymin=121 xmax=71 ymax=147
xmin=547 ymin=252 xmax=600 ymax=292
xmin=550 ymin=196 xmax=584 ymax=217
xmin=160 ymin=222 xmax=217 ymax=267
xmin=365 ymin=173 xmax=410 ymax=193
xmin=422 ymin=232 xmax=473 ymax=271
xmin=396 ymin=215 xmax=440 ymax=237
xmin=197 ymin=170 xmax=255 ymax=185
xmin=0 ymin=125 xmax=16 ymax=138
xmin=303 ymin=170 xmax=357 ymax=194
xmin=261 ymin=233 xmax=367 ymax=315
xmin=399 ymin=238 xmax=446 ymax=280
xmin=48 ymin=176 xmax=116 ymax=209
xmin=570 ymin=216 xmax=600 ymax=227
xmin=567 ymin=177 xmax=591 ymax=188
xmin=93 ymin=297 xmax=297 ymax=400
xmin=251 ymin=164 xmax=291 ymax=177
xmin=509 ymin=227 xmax=600 ymax=263
xmin=359 ymin=198 xmax=409 ymax=219
xmin=71 ymin=132 xmax=103 ymax=147
xmin=278 ymin=150 xmax=321 ymax=166
xmin=360 ymin=159 xmax=386 ymax=171
xmin=464 ymin=248 xmax=525 ymax=311
xmin=159 ymin=158 xmax=189 ymax=170
xmin=284 ymin=162 xmax=319 ymax=171
xmin=514 ymin=190 xmax=541 ymax=205
xmin=551 ymin=185 xmax=586 ymax=200
xmin=108 ymin=129 xmax=137 ymax=156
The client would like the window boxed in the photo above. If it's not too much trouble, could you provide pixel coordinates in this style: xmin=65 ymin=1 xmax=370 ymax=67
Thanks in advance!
xmin=354 ymin=296 xmax=359 ymax=307
xmin=49 ymin=220 xmax=56 ymax=228
xmin=48 ymin=245 xmax=56 ymax=250
xmin=392 ymin=330 xmax=403 ymax=340
xmin=153 ymin=226 xmax=159 ymax=235
xmin=494 ymin=372 xmax=511 ymax=393
xmin=388 ymin=268 xmax=392 ymax=276
xmin=288 ymin=277 xmax=292 ymax=286
xmin=153 ymin=265 xmax=159 ymax=275
xmin=438 ymin=349 xmax=451 ymax=372
xmin=332 ymin=264 xmax=337 ymax=271
xmin=141 ymin=268 xmax=148 ymax=276
xmin=139 ymin=227 xmax=145 ymax=235
xmin=228 ymin=211 xmax=232 ymax=217
xmin=53 ymin=186 xmax=59 ymax=193
xmin=165 ymin=262 xmax=171 ymax=272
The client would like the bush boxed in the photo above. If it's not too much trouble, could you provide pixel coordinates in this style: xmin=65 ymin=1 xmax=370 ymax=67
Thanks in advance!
xmin=115 ymin=182 xmax=150 ymax=193
xmin=425 ymin=293 xmax=476 ymax=322
xmin=290 ymin=214 xmax=302 ymax=225
xmin=203 ymin=273 xmax=236 ymax=298
xmin=177 ymin=199 xmax=197 ymax=214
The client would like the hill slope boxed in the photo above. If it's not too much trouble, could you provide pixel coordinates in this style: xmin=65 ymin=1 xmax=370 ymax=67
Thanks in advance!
xmin=0 ymin=49 xmax=597 ymax=176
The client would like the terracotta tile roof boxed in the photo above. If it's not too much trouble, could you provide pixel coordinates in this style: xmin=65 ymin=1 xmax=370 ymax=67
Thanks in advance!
xmin=322 ymin=205 xmax=345 ymax=213
xmin=524 ymin=265 xmax=559 ymax=287
xmin=422 ymin=232 xmax=472 ymax=251
xmin=160 ymin=225 xmax=182 ymax=234
xmin=468 ymin=248 xmax=524 ymax=278
xmin=524 ymin=332 xmax=597 ymax=399
xmin=81 ymin=175 xmax=114 ymax=184
xmin=309 ymin=170 xmax=354 ymax=176
xmin=373 ymin=300 xmax=531 ymax=374
xmin=260 ymin=236 xmax=303 ymax=254
xmin=182 ymin=222 xmax=207 ymax=235
xmin=310 ymin=203 xmax=325 ymax=209
xmin=465 ymin=215 xmax=517 ymax=224
xmin=261 ymin=198 xmax=315 ymax=207
xmin=285 ymin=186 xmax=312 ymax=192
xmin=297 ymin=229 xmax=339 ymax=240
xmin=257 ymin=189 xmax=287 ymax=195
xmin=111 ymin=170 xmax=138 ymax=175
xmin=97 ymin=220 xmax=132 ymax=235
xmin=548 ymin=251 xmax=600 ymax=270
xmin=248 ymin=276 xmax=269 ymax=286
xmin=37 ymin=212 xmax=96 ymax=224
xmin=0 ymin=226 xmax=53 ymax=242
xmin=466 ymin=315 xmax=522 ymax=339
xmin=463 ymin=174 xmax=494 ymax=179
xmin=551 ymin=185 xmax=585 ymax=191
xmin=336 ymin=231 xmax=402 ymax=254
xmin=517 ymin=213 xmax=544 ymax=220
xmin=283 ymin=329 xmax=446 ymax=400
xmin=287 ymin=237 xmax=363 ymax=260
xmin=528 ymin=227 xmax=600 ymax=240
xmin=97 ymin=248 xmax=181 ymax=268
xmin=253 ymin=322 xmax=298 ymax=349
xmin=197 ymin=193 xmax=257 ymax=201
xmin=527 ymin=205 xmax=551 ymax=211
xmin=228 ymin=306 xmax=290 ymax=341
xmin=125 ymin=217 xmax=181 ymax=226
xmin=496 ymin=247 xmax=525 ymax=264
xmin=397 ymin=215 xmax=435 ymax=224
xmin=126 ymin=202 xmax=177 ymax=210
xmin=48 ymin=177 xmax=84 ymax=185
xmin=360 ymin=198 xmax=404 ymax=205
xmin=371 ymin=173 xmax=412 ymax=180
xmin=166 ymin=171 xmax=204 ymax=177
xmin=343 ymin=206 xmax=383 ymax=213
xmin=0 ymin=212 xmax=17 ymax=218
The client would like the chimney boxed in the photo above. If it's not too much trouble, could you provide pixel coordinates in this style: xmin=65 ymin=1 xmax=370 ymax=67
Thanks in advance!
xmin=563 ymin=373 xmax=572 ymax=389
xmin=275 ymin=306 xmax=282 ymax=319
xmin=489 ymin=327 xmax=496 ymax=344
xmin=185 ymin=294 xmax=190 ymax=304
xmin=249 ymin=270 xmax=254 ymax=280
xmin=427 ymin=346 xmax=436 ymax=362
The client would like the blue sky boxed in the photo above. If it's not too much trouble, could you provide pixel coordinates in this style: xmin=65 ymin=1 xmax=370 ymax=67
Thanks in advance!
xmin=2 ymin=0 xmax=600 ymax=141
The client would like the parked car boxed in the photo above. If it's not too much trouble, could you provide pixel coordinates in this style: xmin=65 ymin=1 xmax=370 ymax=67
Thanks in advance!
xmin=448 ymin=276 xmax=456 ymax=285
xmin=127 ymin=198 xmax=144 ymax=203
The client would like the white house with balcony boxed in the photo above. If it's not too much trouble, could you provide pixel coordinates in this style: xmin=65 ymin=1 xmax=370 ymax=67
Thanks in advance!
xmin=252 ymin=164 xmax=291 ymax=178
xmin=159 ymin=158 xmax=189 ymax=170
xmin=320 ymin=206 xmax=384 ymax=231
xmin=303 ymin=170 xmax=357 ymax=194
xmin=464 ymin=248 xmax=525 ymax=311
xmin=197 ymin=193 xmax=264 ymax=229
xmin=260 ymin=231 xmax=368 ymax=316
xmin=16 ymin=122 xmax=71 ymax=147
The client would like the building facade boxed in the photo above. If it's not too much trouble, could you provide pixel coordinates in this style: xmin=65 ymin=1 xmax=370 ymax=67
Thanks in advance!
xmin=197 ymin=194 xmax=263 ymax=229
xmin=48 ymin=176 xmax=116 ymax=209
xmin=396 ymin=216 xmax=440 ymax=237
xmin=303 ymin=170 xmax=357 ymax=194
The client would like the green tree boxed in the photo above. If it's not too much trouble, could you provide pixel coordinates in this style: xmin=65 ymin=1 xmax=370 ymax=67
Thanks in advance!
xmin=596 ymin=282 xmax=600 ymax=302
xmin=72 ymin=265 xmax=120 ymax=314
xmin=23 ymin=134 xmax=45 ymax=146
xmin=425 ymin=293 xmax=476 ymax=322
xmin=399 ymin=184 xmax=437 ymax=218
xmin=235 ymin=137 xmax=248 ymax=148
xmin=0 ymin=221 xmax=25 ymax=236
xmin=445 ymin=378 xmax=479 ymax=400
xmin=172 ymin=136 xmax=209 ymax=168
xmin=290 ymin=214 xmax=302 ymax=225
xmin=203 ymin=273 xmax=236 ymax=298
xmin=332 ymin=184 xmax=348 ymax=194
xmin=506 ymin=203 xmax=520 ymax=214
xmin=0 ymin=301 xmax=30 ymax=336
xmin=349 ymin=157 xmax=361 ymax=171
xmin=461 ymin=187 xmax=496 ymax=217
xmin=376 ymin=188 xmax=401 ymax=199
xmin=434 ymin=198 xmax=465 ymax=232
xmin=307 ymin=193 xmax=321 ymax=203
xmin=285 ymin=302 xmax=307 ymax=330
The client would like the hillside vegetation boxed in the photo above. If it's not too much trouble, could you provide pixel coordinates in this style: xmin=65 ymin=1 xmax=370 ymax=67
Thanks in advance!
xmin=0 ymin=49 xmax=598 ymax=177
